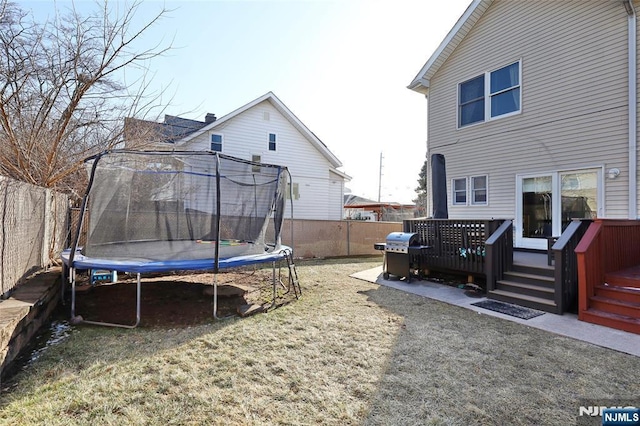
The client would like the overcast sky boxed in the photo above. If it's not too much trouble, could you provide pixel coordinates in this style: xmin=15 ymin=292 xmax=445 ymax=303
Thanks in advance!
xmin=25 ymin=0 xmax=471 ymax=204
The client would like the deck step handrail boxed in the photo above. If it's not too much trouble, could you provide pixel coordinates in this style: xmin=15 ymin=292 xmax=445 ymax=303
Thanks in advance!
xmin=552 ymin=219 xmax=592 ymax=313
xmin=485 ymin=220 xmax=513 ymax=292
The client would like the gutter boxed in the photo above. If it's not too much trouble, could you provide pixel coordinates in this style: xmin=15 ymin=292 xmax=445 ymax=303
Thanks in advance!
xmin=624 ymin=0 xmax=638 ymax=219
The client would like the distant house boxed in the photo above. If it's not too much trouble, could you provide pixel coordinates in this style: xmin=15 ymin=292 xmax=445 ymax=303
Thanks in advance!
xmin=126 ymin=92 xmax=350 ymax=220
xmin=344 ymin=194 xmax=420 ymax=222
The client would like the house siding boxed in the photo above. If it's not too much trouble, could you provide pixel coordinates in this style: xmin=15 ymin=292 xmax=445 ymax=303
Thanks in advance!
xmin=426 ymin=0 xmax=632 ymax=220
xmin=183 ymin=100 xmax=344 ymax=220
xmin=329 ymin=170 xmax=345 ymax=219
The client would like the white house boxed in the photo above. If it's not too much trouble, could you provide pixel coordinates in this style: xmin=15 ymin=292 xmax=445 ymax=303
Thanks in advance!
xmin=129 ymin=92 xmax=350 ymax=221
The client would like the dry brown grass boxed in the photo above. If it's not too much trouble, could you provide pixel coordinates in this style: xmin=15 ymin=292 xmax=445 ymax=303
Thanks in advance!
xmin=0 ymin=257 xmax=638 ymax=425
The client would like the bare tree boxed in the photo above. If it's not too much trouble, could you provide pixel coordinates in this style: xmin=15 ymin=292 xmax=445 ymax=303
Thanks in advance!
xmin=0 ymin=0 xmax=171 ymax=197
xmin=413 ymin=156 xmax=429 ymax=217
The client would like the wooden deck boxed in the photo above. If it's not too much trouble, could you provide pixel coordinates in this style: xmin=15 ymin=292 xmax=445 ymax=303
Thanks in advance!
xmin=402 ymin=218 xmax=599 ymax=316
xmin=513 ymin=251 xmax=549 ymax=268
xmin=490 ymin=250 xmax=559 ymax=313
xmin=606 ymin=265 xmax=640 ymax=288
xmin=576 ymin=219 xmax=640 ymax=334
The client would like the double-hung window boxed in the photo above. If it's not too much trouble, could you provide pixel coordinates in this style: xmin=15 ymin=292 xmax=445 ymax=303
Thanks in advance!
xmin=268 ymin=133 xmax=277 ymax=151
xmin=471 ymin=175 xmax=488 ymax=205
xmin=453 ymin=175 xmax=489 ymax=206
xmin=453 ymin=178 xmax=467 ymax=205
xmin=459 ymin=76 xmax=485 ymax=127
xmin=211 ymin=134 xmax=223 ymax=152
xmin=458 ymin=60 xmax=521 ymax=127
xmin=286 ymin=182 xmax=300 ymax=200
xmin=252 ymin=155 xmax=261 ymax=173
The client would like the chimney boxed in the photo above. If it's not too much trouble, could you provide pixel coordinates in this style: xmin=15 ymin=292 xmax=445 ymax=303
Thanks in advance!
xmin=205 ymin=113 xmax=217 ymax=124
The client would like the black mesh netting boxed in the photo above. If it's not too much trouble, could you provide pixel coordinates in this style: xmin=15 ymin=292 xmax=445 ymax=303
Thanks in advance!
xmin=75 ymin=150 xmax=288 ymax=262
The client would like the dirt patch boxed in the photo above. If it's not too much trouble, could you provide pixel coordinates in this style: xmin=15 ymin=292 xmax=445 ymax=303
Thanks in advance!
xmin=70 ymin=268 xmax=294 ymax=327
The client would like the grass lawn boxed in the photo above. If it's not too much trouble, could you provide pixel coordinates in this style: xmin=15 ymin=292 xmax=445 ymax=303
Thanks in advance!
xmin=0 ymin=257 xmax=638 ymax=425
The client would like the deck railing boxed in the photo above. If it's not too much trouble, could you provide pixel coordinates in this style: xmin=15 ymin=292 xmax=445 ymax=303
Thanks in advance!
xmin=575 ymin=219 xmax=640 ymax=314
xmin=552 ymin=219 xmax=592 ymax=313
xmin=485 ymin=220 xmax=513 ymax=292
xmin=403 ymin=219 xmax=504 ymax=275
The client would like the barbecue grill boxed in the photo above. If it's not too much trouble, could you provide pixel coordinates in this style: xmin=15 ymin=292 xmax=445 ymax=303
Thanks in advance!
xmin=374 ymin=232 xmax=431 ymax=282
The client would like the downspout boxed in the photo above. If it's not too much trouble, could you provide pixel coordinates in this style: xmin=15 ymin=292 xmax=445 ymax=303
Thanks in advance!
xmin=624 ymin=0 xmax=638 ymax=218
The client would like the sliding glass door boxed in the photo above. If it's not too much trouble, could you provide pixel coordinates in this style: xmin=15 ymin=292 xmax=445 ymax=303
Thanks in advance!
xmin=516 ymin=174 xmax=554 ymax=250
xmin=560 ymin=170 xmax=598 ymax=229
xmin=516 ymin=169 xmax=601 ymax=249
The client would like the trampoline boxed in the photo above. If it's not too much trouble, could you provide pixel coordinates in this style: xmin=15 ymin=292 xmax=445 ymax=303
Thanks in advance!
xmin=62 ymin=149 xmax=300 ymax=328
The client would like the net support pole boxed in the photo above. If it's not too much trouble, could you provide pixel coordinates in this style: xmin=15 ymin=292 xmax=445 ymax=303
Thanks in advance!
xmin=214 ymin=153 xmax=221 ymax=274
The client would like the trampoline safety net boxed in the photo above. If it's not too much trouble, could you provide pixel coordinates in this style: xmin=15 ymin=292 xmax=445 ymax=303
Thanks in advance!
xmin=73 ymin=150 xmax=288 ymax=263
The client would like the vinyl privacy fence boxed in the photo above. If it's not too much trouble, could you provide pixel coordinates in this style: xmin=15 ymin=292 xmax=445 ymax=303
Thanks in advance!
xmin=0 ymin=176 xmax=69 ymax=296
xmin=68 ymin=209 xmax=403 ymax=260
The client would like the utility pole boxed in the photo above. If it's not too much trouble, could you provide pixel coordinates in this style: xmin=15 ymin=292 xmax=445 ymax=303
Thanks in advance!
xmin=377 ymin=152 xmax=383 ymax=202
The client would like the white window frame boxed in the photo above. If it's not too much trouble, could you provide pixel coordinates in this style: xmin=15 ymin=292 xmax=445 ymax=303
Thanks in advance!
xmin=252 ymin=154 xmax=261 ymax=173
xmin=458 ymin=75 xmax=485 ymax=128
xmin=452 ymin=177 xmax=467 ymax=205
xmin=471 ymin=175 xmax=488 ymax=205
xmin=210 ymin=133 xmax=223 ymax=152
xmin=286 ymin=182 xmax=300 ymax=200
xmin=268 ymin=132 xmax=277 ymax=151
xmin=457 ymin=59 xmax=522 ymax=129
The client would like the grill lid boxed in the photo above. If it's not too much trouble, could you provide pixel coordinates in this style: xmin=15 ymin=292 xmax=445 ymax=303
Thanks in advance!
xmin=385 ymin=232 xmax=419 ymax=253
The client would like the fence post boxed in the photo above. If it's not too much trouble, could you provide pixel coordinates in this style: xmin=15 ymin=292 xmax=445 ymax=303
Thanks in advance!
xmin=42 ymin=188 xmax=51 ymax=267
xmin=346 ymin=220 xmax=350 ymax=256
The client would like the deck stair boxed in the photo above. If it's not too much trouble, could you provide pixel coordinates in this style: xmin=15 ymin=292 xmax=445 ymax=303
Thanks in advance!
xmin=580 ymin=265 xmax=640 ymax=334
xmin=488 ymin=262 xmax=560 ymax=314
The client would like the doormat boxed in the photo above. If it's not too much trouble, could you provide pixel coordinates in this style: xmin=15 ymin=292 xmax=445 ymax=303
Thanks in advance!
xmin=471 ymin=300 xmax=545 ymax=320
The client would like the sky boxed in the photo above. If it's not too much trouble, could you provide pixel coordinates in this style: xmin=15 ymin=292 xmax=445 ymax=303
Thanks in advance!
xmin=23 ymin=0 xmax=471 ymax=204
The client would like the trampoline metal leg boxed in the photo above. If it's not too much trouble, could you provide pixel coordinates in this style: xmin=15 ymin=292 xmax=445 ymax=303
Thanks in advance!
xmin=213 ymin=274 xmax=219 ymax=319
xmin=271 ymin=261 xmax=277 ymax=310
xmin=135 ymin=273 xmax=141 ymax=326
xmin=71 ymin=267 xmax=76 ymax=319
xmin=76 ymin=272 xmax=141 ymax=329
xmin=212 ymin=274 xmax=234 ymax=320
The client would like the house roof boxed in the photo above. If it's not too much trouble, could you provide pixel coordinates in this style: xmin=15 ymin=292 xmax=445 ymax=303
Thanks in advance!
xmin=344 ymin=194 xmax=415 ymax=208
xmin=407 ymin=0 xmax=493 ymax=95
xmin=160 ymin=115 xmax=209 ymax=141
xmin=178 ymin=91 xmax=344 ymax=169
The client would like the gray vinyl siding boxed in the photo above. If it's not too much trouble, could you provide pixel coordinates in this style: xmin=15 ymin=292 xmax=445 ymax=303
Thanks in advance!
xmin=426 ymin=0 xmax=633 ymax=220
xmin=183 ymin=101 xmax=344 ymax=220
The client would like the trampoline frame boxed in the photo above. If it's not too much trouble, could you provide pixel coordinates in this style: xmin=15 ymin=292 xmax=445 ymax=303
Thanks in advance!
xmin=61 ymin=246 xmax=295 ymax=328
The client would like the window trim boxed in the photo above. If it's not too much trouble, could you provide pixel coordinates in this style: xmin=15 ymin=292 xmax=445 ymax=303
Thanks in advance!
xmin=452 ymin=175 xmax=489 ymax=206
xmin=285 ymin=182 xmax=300 ymax=200
xmin=458 ymin=75 xmax=485 ymax=128
xmin=452 ymin=177 xmax=468 ymax=205
xmin=252 ymin=154 xmax=261 ymax=173
xmin=470 ymin=175 xmax=488 ymax=205
xmin=457 ymin=59 xmax=522 ymax=129
xmin=268 ymin=132 xmax=277 ymax=151
xmin=210 ymin=133 xmax=223 ymax=152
